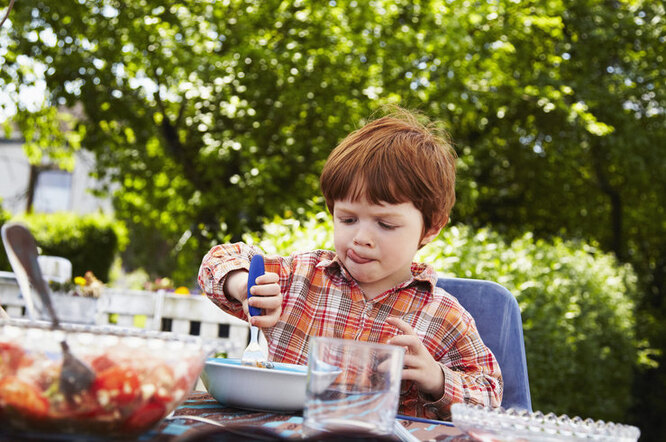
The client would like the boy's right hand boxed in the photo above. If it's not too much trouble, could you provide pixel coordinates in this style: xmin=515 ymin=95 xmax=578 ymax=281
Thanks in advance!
xmin=224 ymin=269 xmax=282 ymax=328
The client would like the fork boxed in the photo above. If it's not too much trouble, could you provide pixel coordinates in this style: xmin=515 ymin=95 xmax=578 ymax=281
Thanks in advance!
xmin=165 ymin=411 xmax=224 ymax=427
xmin=241 ymin=255 xmax=272 ymax=368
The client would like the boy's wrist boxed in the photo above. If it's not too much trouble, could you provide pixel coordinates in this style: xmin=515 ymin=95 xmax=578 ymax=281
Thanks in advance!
xmin=223 ymin=269 xmax=248 ymax=302
xmin=424 ymin=365 xmax=446 ymax=401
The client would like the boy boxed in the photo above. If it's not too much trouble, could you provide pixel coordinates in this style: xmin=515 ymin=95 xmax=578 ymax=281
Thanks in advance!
xmin=198 ymin=108 xmax=502 ymax=419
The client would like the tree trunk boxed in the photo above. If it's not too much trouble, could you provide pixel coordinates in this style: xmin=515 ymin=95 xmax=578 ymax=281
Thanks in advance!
xmin=590 ymin=143 xmax=623 ymax=260
xmin=25 ymin=164 xmax=40 ymax=214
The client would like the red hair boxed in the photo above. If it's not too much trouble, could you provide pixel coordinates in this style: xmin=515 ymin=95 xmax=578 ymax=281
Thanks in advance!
xmin=320 ymin=108 xmax=457 ymax=234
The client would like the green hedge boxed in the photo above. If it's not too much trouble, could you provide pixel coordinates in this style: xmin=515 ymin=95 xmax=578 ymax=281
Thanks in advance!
xmin=2 ymin=212 xmax=127 ymax=282
xmin=244 ymin=214 xmax=639 ymax=422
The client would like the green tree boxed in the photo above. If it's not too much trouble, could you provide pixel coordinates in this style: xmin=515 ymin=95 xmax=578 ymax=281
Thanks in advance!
xmin=4 ymin=0 xmax=662 ymax=285
xmin=2 ymin=0 xmax=386 ymax=282
xmin=400 ymin=1 xmax=666 ymax=435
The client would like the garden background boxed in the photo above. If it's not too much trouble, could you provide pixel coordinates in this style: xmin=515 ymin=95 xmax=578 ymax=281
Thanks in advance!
xmin=1 ymin=1 xmax=664 ymax=440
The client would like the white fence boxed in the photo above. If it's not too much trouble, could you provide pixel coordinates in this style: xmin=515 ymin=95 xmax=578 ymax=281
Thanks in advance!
xmin=0 ymin=271 xmax=250 ymax=358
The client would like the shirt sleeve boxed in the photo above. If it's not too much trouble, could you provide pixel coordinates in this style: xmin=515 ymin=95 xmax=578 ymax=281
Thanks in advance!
xmin=420 ymin=312 xmax=503 ymax=420
xmin=197 ymin=242 xmax=300 ymax=321
xmin=197 ymin=242 xmax=264 ymax=320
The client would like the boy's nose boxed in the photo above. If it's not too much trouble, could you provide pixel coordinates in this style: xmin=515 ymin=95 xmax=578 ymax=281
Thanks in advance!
xmin=353 ymin=228 xmax=373 ymax=247
xmin=353 ymin=237 xmax=372 ymax=246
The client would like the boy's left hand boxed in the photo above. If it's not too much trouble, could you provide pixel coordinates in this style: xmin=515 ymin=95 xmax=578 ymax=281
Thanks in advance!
xmin=386 ymin=317 xmax=444 ymax=400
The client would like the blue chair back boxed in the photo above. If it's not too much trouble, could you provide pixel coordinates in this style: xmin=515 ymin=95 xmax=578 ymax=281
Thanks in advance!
xmin=437 ymin=277 xmax=532 ymax=411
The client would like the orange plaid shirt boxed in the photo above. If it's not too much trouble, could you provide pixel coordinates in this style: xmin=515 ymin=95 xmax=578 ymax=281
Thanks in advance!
xmin=198 ymin=243 xmax=503 ymax=420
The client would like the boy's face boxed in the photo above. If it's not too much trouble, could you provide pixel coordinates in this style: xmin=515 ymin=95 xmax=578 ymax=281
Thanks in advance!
xmin=333 ymin=197 xmax=439 ymax=299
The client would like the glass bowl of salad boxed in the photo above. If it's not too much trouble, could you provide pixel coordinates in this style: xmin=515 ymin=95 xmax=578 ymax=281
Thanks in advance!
xmin=0 ymin=319 xmax=220 ymax=438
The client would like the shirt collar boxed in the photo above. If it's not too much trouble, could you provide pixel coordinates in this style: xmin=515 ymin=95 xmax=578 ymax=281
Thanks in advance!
xmin=318 ymin=255 xmax=348 ymax=281
xmin=411 ymin=262 xmax=439 ymax=288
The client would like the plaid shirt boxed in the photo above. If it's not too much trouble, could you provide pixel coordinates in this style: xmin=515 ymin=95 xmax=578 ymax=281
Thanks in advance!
xmin=198 ymin=243 xmax=503 ymax=420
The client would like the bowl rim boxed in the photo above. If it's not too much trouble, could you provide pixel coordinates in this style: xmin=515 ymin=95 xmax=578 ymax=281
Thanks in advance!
xmin=205 ymin=357 xmax=308 ymax=377
xmin=0 ymin=318 xmax=216 ymax=351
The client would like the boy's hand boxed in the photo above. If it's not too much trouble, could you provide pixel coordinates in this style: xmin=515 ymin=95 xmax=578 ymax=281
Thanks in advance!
xmin=223 ymin=270 xmax=282 ymax=328
xmin=386 ymin=317 xmax=444 ymax=400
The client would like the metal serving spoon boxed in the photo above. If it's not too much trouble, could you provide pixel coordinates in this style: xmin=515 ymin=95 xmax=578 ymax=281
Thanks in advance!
xmin=1 ymin=223 xmax=95 ymax=400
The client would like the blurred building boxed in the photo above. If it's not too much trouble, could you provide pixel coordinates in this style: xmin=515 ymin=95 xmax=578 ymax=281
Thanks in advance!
xmin=0 ymin=138 xmax=112 ymax=215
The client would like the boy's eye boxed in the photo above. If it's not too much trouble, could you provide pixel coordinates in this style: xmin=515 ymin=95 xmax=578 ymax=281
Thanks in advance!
xmin=338 ymin=217 xmax=356 ymax=224
xmin=378 ymin=221 xmax=397 ymax=230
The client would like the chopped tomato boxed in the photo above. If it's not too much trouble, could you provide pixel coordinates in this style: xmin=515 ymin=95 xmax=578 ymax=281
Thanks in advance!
xmin=174 ymin=359 xmax=204 ymax=392
xmin=65 ymin=388 xmax=110 ymax=419
xmin=144 ymin=363 xmax=175 ymax=403
xmin=123 ymin=399 xmax=166 ymax=432
xmin=0 ymin=376 xmax=49 ymax=418
xmin=0 ymin=342 xmax=31 ymax=376
xmin=91 ymin=365 xmax=140 ymax=406
xmin=0 ymin=346 xmax=201 ymax=437
xmin=32 ymin=362 xmax=61 ymax=393
xmin=90 ymin=354 xmax=115 ymax=373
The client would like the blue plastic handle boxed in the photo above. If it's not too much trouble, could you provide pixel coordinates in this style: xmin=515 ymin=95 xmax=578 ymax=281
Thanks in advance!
xmin=247 ymin=254 xmax=265 ymax=317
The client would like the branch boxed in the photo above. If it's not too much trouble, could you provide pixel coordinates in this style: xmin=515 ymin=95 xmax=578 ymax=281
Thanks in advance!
xmin=0 ymin=0 xmax=15 ymax=28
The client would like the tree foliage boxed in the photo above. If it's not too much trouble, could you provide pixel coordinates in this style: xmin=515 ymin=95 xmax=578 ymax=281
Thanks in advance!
xmin=2 ymin=0 xmax=664 ymax=277
xmin=2 ymin=0 xmax=388 ymax=283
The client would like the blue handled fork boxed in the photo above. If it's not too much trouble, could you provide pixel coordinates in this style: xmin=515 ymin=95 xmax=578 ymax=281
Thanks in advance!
xmin=241 ymin=255 xmax=273 ymax=368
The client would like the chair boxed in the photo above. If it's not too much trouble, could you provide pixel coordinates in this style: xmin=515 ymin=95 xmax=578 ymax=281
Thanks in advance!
xmin=36 ymin=255 xmax=73 ymax=284
xmin=0 ymin=271 xmax=25 ymax=318
xmin=437 ymin=277 xmax=532 ymax=411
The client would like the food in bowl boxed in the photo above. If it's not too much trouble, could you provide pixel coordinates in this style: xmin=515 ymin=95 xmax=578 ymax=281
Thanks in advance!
xmin=0 ymin=319 xmax=216 ymax=437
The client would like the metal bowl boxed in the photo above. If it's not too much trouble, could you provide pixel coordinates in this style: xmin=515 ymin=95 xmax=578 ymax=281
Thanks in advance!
xmin=0 ymin=319 xmax=221 ymax=438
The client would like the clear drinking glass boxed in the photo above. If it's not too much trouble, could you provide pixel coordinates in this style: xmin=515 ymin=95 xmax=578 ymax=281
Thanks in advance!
xmin=303 ymin=337 xmax=405 ymax=437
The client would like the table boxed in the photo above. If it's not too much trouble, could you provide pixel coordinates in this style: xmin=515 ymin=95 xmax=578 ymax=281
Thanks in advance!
xmin=0 ymin=391 xmax=470 ymax=441
xmin=142 ymin=392 xmax=469 ymax=441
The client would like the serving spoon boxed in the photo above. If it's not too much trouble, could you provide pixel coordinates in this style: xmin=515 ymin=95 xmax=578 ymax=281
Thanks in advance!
xmin=1 ymin=223 xmax=96 ymax=401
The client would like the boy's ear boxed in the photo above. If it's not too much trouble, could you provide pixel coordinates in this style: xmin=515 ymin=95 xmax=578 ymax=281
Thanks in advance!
xmin=420 ymin=216 xmax=447 ymax=246
xmin=421 ymin=227 xmax=442 ymax=245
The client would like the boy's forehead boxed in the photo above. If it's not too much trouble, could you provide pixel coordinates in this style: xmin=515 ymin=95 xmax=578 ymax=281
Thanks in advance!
xmin=334 ymin=198 xmax=416 ymax=215
xmin=339 ymin=177 xmax=408 ymax=207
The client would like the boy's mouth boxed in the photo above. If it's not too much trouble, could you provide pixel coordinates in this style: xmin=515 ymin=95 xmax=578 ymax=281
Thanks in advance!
xmin=347 ymin=249 xmax=373 ymax=264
